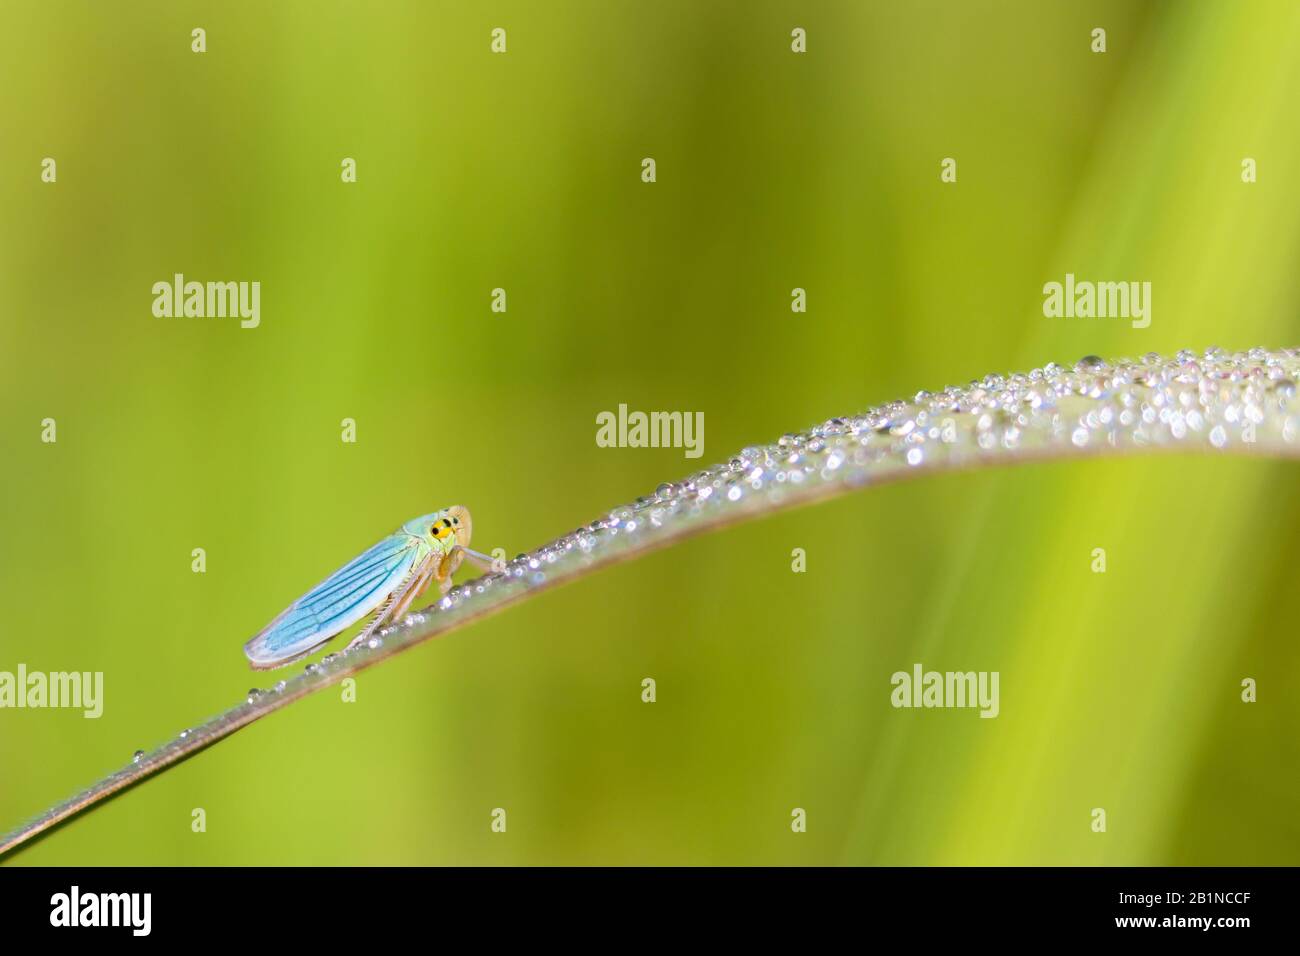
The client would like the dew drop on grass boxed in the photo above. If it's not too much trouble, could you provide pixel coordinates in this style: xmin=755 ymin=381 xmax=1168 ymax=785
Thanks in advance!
xmin=14 ymin=349 xmax=1300 ymax=859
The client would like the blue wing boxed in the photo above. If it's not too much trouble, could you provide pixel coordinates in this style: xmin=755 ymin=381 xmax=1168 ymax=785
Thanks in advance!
xmin=244 ymin=532 xmax=425 ymax=669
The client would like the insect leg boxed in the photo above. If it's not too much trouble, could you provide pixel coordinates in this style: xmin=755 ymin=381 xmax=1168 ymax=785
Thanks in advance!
xmin=434 ymin=550 xmax=458 ymax=596
xmin=385 ymin=563 xmax=435 ymax=623
xmin=454 ymin=545 xmax=506 ymax=574
xmin=345 ymin=554 xmax=436 ymax=651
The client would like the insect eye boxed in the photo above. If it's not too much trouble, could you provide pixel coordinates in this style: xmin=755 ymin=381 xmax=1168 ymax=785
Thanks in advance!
xmin=452 ymin=517 xmax=459 ymax=526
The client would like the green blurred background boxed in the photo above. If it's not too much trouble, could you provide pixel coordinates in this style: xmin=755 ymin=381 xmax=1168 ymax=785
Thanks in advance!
xmin=2 ymin=1 xmax=1298 ymax=865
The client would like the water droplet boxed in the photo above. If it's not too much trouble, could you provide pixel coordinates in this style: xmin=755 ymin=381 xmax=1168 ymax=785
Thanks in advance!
xmin=132 ymin=750 xmax=145 ymax=763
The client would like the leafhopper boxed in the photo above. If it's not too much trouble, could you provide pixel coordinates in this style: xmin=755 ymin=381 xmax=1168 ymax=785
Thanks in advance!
xmin=243 ymin=507 xmax=499 ymax=670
